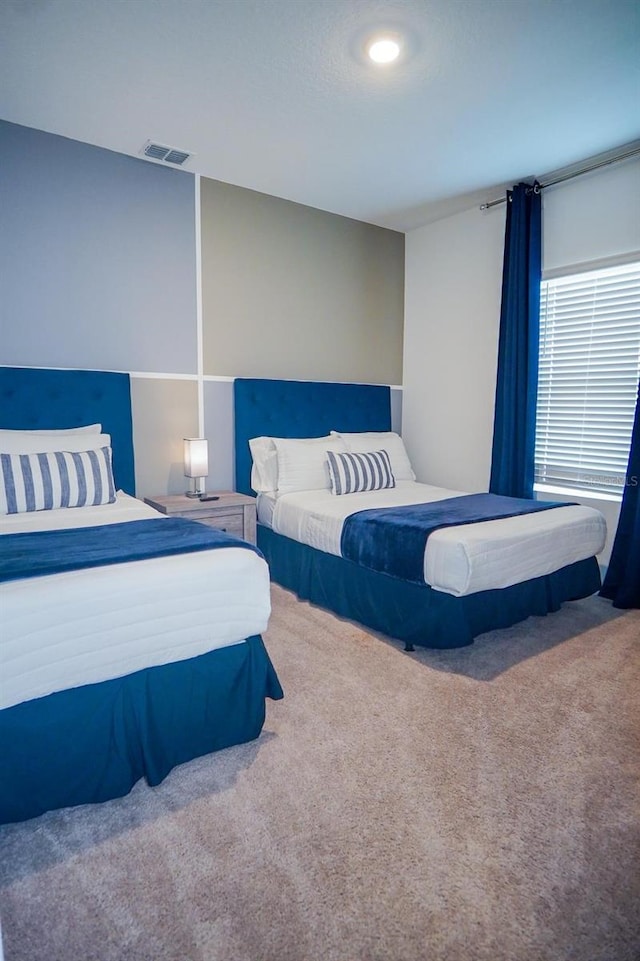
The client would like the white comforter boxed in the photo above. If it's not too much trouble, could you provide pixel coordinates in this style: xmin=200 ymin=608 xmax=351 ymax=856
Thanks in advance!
xmin=1 ymin=493 xmax=271 ymax=710
xmin=258 ymin=482 xmax=606 ymax=598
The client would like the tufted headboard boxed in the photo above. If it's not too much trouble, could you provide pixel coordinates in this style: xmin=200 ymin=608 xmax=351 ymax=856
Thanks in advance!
xmin=234 ymin=378 xmax=392 ymax=496
xmin=0 ymin=367 xmax=136 ymax=496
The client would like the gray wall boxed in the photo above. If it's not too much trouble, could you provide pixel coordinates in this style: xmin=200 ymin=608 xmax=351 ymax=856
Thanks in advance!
xmin=0 ymin=120 xmax=197 ymax=374
xmin=0 ymin=121 xmax=405 ymax=497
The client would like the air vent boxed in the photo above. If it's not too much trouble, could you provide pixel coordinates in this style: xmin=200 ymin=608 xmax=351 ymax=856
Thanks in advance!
xmin=164 ymin=149 xmax=191 ymax=165
xmin=140 ymin=141 xmax=193 ymax=166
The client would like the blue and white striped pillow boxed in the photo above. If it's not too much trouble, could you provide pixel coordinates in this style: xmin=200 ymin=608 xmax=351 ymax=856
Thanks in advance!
xmin=326 ymin=449 xmax=395 ymax=496
xmin=0 ymin=446 xmax=116 ymax=514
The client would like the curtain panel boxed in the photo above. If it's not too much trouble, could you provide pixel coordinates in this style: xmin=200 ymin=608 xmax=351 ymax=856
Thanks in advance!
xmin=489 ymin=182 xmax=542 ymax=499
xmin=600 ymin=381 xmax=640 ymax=608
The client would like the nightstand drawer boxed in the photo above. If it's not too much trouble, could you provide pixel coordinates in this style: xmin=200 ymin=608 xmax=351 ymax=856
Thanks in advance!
xmin=143 ymin=492 xmax=257 ymax=544
xmin=195 ymin=511 xmax=244 ymax=538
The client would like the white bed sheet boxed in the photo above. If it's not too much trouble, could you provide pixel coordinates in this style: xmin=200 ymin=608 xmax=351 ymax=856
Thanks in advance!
xmin=257 ymin=482 xmax=606 ymax=598
xmin=1 ymin=492 xmax=271 ymax=710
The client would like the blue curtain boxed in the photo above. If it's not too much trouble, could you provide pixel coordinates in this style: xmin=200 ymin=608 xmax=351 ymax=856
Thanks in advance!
xmin=489 ymin=182 xmax=542 ymax=499
xmin=600 ymin=381 xmax=640 ymax=608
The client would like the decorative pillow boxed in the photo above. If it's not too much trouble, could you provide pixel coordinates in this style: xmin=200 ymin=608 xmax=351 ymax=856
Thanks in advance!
xmin=331 ymin=431 xmax=416 ymax=481
xmin=0 ymin=424 xmax=102 ymax=437
xmin=273 ymin=435 xmax=347 ymax=495
xmin=0 ymin=446 xmax=116 ymax=514
xmin=327 ymin=449 xmax=396 ymax=496
xmin=0 ymin=432 xmax=111 ymax=455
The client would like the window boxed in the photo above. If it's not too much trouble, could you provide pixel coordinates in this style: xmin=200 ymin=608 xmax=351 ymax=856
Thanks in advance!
xmin=535 ymin=260 xmax=640 ymax=499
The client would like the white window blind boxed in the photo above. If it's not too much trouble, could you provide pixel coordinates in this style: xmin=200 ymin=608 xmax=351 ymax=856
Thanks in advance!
xmin=535 ymin=260 xmax=640 ymax=498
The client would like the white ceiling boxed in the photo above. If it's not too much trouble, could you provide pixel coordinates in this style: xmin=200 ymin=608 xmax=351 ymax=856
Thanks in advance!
xmin=1 ymin=0 xmax=639 ymax=231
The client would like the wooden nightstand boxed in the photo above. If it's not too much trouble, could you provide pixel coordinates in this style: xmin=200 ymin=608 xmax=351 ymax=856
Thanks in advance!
xmin=143 ymin=492 xmax=257 ymax=545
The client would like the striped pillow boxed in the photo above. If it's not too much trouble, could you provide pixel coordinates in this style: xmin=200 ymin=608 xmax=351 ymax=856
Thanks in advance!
xmin=327 ymin=449 xmax=395 ymax=496
xmin=0 ymin=446 xmax=116 ymax=514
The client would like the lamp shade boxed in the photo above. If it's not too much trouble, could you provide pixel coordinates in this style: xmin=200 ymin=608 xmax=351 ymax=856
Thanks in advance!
xmin=183 ymin=437 xmax=209 ymax=479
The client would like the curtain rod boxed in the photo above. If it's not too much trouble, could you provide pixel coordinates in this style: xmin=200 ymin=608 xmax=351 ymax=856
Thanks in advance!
xmin=479 ymin=143 xmax=640 ymax=210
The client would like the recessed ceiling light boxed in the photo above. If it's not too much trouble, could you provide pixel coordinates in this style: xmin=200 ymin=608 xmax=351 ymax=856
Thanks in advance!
xmin=367 ymin=37 xmax=401 ymax=64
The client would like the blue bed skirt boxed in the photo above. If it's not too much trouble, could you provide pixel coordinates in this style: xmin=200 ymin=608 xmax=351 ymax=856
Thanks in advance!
xmin=258 ymin=526 xmax=601 ymax=650
xmin=0 ymin=635 xmax=283 ymax=825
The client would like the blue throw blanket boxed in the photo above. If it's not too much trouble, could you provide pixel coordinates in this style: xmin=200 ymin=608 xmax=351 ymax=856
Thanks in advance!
xmin=0 ymin=517 xmax=263 ymax=583
xmin=340 ymin=493 xmax=574 ymax=585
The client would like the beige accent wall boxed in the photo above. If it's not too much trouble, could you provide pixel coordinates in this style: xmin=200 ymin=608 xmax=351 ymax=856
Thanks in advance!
xmin=201 ymin=179 xmax=404 ymax=384
xmin=131 ymin=378 xmax=199 ymax=498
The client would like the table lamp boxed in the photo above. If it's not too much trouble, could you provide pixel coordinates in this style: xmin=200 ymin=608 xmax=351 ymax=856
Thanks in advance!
xmin=183 ymin=437 xmax=208 ymax=497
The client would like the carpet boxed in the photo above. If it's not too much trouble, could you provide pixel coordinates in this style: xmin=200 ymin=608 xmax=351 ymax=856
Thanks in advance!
xmin=1 ymin=586 xmax=638 ymax=961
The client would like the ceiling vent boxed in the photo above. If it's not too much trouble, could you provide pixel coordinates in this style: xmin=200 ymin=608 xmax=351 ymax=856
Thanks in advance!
xmin=140 ymin=141 xmax=192 ymax=166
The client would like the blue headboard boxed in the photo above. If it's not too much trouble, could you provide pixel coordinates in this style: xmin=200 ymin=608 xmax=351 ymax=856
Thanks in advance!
xmin=0 ymin=367 xmax=136 ymax=496
xmin=234 ymin=378 xmax=392 ymax=496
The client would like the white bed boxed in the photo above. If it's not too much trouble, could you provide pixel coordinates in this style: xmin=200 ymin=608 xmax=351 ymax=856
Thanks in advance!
xmin=1 ymin=492 xmax=271 ymax=711
xmin=257 ymin=481 xmax=607 ymax=597
xmin=0 ymin=365 xmax=283 ymax=824
xmin=234 ymin=375 xmax=608 ymax=649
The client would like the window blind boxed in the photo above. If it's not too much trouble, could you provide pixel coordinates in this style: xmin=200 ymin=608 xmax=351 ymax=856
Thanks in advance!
xmin=534 ymin=260 xmax=640 ymax=498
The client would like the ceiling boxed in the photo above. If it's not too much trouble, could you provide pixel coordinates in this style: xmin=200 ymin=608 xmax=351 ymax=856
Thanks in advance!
xmin=1 ymin=0 xmax=639 ymax=231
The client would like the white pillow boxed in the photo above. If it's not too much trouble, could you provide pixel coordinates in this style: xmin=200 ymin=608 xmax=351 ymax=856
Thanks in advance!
xmin=0 ymin=446 xmax=116 ymax=514
xmin=249 ymin=434 xmax=346 ymax=493
xmin=331 ymin=431 xmax=416 ymax=481
xmin=249 ymin=436 xmax=280 ymax=493
xmin=0 ymin=424 xmax=102 ymax=437
xmin=273 ymin=435 xmax=347 ymax=495
xmin=0 ymin=433 xmax=112 ymax=454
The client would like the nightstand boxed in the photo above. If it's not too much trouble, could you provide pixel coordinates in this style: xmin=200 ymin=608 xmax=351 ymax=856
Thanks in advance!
xmin=143 ymin=491 xmax=257 ymax=545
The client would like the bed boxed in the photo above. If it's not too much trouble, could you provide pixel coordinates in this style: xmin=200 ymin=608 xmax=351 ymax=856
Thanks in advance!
xmin=0 ymin=366 xmax=283 ymax=825
xmin=234 ymin=377 xmax=606 ymax=651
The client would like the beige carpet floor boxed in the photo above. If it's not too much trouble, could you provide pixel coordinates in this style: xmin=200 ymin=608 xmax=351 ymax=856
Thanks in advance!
xmin=1 ymin=586 xmax=639 ymax=961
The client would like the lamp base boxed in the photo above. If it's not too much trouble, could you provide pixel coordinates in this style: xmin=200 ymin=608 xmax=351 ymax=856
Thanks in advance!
xmin=185 ymin=477 xmax=206 ymax=498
